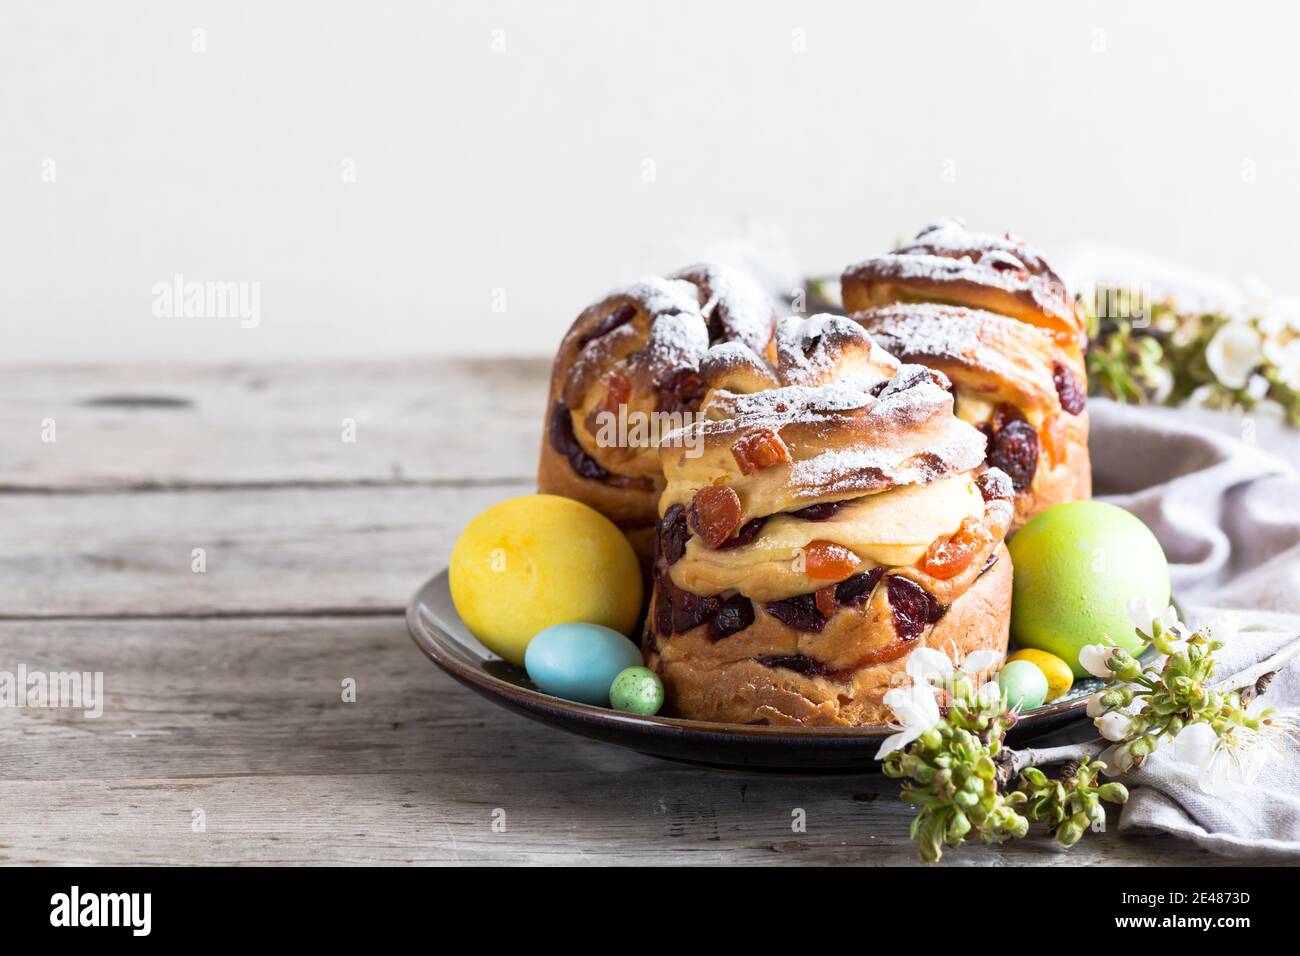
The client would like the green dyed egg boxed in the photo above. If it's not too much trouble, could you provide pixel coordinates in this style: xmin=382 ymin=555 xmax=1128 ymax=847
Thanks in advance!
xmin=1008 ymin=501 xmax=1168 ymax=678
xmin=609 ymin=666 xmax=664 ymax=715
xmin=998 ymin=660 xmax=1049 ymax=711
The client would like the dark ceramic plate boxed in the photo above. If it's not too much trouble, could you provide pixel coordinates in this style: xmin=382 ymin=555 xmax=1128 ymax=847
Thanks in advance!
xmin=406 ymin=570 xmax=1128 ymax=772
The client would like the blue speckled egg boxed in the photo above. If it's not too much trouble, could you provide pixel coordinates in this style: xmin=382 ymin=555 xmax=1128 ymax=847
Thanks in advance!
xmin=524 ymin=622 xmax=644 ymax=705
xmin=998 ymin=659 xmax=1049 ymax=711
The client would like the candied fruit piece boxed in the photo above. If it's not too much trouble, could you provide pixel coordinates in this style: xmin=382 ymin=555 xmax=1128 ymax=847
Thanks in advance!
xmin=814 ymin=585 xmax=838 ymax=618
xmin=921 ymin=516 xmax=995 ymax=580
xmin=803 ymin=539 xmax=860 ymax=580
xmin=731 ymin=428 xmax=792 ymax=475
xmin=689 ymin=485 xmax=743 ymax=549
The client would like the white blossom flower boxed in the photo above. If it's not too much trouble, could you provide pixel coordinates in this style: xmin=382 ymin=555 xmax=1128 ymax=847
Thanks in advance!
xmin=1208 ymin=612 xmax=1239 ymax=646
xmin=1170 ymin=702 xmax=1298 ymax=795
xmin=1086 ymin=691 xmax=1111 ymax=718
xmin=1205 ymin=322 xmax=1263 ymax=390
xmin=875 ymin=683 xmax=941 ymax=759
xmin=1263 ymin=332 xmax=1300 ymax=390
xmin=1099 ymin=743 xmax=1137 ymax=773
xmin=1098 ymin=711 xmax=1135 ymax=742
xmin=905 ymin=645 xmax=1001 ymax=689
xmin=1171 ymin=722 xmax=1237 ymax=794
xmin=905 ymin=647 xmax=954 ymax=688
xmin=975 ymin=680 xmax=1004 ymax=709
xmin=961 ymin=648 xmax=1003 ymax=674
xmin=1243 ymin=275 xmax=1272 ymax=318
xmin=1246 ymin=373 xmax=1271 ymax=401
xmin=1079 ymin=644 xmax=1121 ymax=679
xmin=1186 ymin=383 xmax=1229 ymax=411
xmin=1147 ymin=364 xmax=1174 ymax=403
xmin=1127 ymin=596 xmax=1186 ymax=639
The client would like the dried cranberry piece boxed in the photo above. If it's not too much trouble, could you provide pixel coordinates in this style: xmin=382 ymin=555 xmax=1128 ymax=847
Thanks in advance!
xmin=991 ymin=403 xmax=1022 ymax=434
xmin=788 ymin=500 xmax=847 ymax=521
xmin=834 ymin=566 xmax=884 ymax=607
xmin=578 ymin=303 xmax=637 ymax=347
xmin=653 ymin=366 xmax=705 ymax=413
xmin=1053 ymin=362 xmax=1087 ymax=415
xmin=658 ymin=504 xmax=689 ymax=566
xmin=988 ymin=420 xmax=1040 ymax=491
xmin=653 ymin=585 xmax=674 ymax=638
xmin=715 ymin=516 xmax=767 ymax=551
xmin=764 ymin=593 xmax=828 ymax=633
xmin=886 ymin=576 xmax=946 ymax=642
xmin=548 ymin=400 xmax=609 ymax=481
xmin=708 ymin=594 xmax=755 ymax=640
xmin=672 ymin=589 xmax=720 ymax=634
xmin=976 ymin=553 xmax=999 ymax=578
xmin=813 ymin=585 xmax=838 ymax=618
xmin=756 ymin=654 xmax=828 ymax=678
xmin=976 ymin=469 xmax=1014 ymax=502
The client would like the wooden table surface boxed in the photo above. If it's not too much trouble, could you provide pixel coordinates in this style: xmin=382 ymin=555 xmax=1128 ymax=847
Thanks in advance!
xmin=0 ymin=359 xmax=1246 ymax=865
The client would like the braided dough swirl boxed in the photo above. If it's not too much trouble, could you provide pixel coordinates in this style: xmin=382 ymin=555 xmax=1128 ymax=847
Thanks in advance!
xmin=537 ymin=263 xmax=778 ymax=560
xmin=843 ymin=220 xmax=1092 ymax=527
xmin=644 ymin=315 xmax=1014 ymax=727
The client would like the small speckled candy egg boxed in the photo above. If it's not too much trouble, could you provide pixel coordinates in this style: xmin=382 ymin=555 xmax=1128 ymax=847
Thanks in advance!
xmin=524 ymin=623 xmax=643 ymax=706
xmin=1007 ymin=648 xmax=1074 ymax=702
xmin=609 ymin=666 xmax=664 ymax=716
xmin=998 ymin=659 xmax=1049 ymax=711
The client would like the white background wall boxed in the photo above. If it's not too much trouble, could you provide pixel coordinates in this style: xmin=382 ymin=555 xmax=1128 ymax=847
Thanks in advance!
xmin=3 ymin=0 xmax=1298 ymax=364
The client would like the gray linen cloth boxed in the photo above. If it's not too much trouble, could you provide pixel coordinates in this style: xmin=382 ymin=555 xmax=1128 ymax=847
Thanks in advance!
xmin=1085 ymin=398 xmax=1300 ymax=858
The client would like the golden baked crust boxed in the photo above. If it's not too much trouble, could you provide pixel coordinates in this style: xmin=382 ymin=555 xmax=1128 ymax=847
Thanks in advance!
xmin=643 ymin=316 xmax=1015 ymax=726
xmin=855 ymin=304 xmax=1091 ymax=528
xmin=537 ymin=264 xmax=778 ymax=560
xmin=841 ymin=219 xmax=1087 ymax=363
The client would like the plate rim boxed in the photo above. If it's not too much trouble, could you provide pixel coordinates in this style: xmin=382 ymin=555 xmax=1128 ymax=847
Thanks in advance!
xmin=405 ymin=569 xmax=1093 ymax=739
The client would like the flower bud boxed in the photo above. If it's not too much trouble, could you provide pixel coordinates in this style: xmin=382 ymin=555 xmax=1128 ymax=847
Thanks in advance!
xmin=1086 ymin=691 xmax=1111 ymax=718
xmin=946 ymin=810 xmax=972 ymax=843
xmin=1057 ymin=816 xmax=1086 ymax=847
xmin=1098 ymin=782 xmax=1129 ymax=803
xmin=1098 ymin=711 xmax=1135 ymax=742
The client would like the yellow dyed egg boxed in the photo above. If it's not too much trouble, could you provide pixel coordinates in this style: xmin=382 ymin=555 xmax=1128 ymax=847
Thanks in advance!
xmin=449 ymin=495 xmax=643 ymax=666
xmin=1007 ymin=649 xmax=1074 ymax=702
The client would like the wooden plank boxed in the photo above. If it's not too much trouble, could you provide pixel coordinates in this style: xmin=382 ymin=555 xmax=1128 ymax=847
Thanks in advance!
xmin=0 ymin=359 xmax=550 ymax=490
xmin=0 ymin=617 xmax=1232 ymax=866
xmin=0 ymin=772 xmax=1224 ymax=866
xmin=0 ymin=483 xmax=529 ymax=617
